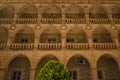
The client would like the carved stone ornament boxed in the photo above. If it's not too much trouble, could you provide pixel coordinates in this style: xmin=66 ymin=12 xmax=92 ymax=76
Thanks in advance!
xmin=111 ymin=24 xmax=116 ymax=30
xmin=35 ymin=24 xmax=41 ymax=30
xmin=86 ymin=23 xmax=91 ymax=30
xmin=10 ymin=24 xmax=16 ymax=30
xmin=60 ymin=23 xmax=67 ymax=30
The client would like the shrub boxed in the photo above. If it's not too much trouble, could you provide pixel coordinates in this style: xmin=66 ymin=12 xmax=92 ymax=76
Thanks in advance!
xmin=36 ymin=60 xmax=72 ymax=80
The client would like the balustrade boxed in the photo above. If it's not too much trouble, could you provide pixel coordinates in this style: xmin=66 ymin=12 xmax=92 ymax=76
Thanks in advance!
xmin=113 ymin=19 xmax=120 ymax=24
xmin=89 ymin=19 xmax=110 ymax=24
xmin=93 ymin=43 xmax=116 ymax=49
xmin=16 ymin=18 xmax=37 ymax=24
xmin=0 ymin=18 xmax=112 ymax=24
xmin=66 ymin=43 xmax=89 ymax=50
xmin=65 ymin=18 xmax=86 ymax=24
xmin=0 ymin=42 xmax=118 ymax=50
xmin=41 ymin=18 xmax=62 ymax=24
xmin=0 ymin=19 xmax=13 ymax=24
xmin=0 ymin=44 xmax=6 ymax=50
xmin=10 ymin=43 xmax=34 ymax=50
xmin=38 ymin=43 xmax=62 ymax=50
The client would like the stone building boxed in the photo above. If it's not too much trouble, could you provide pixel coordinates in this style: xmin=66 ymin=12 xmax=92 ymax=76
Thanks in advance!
xmin=0 ymin=0 xmax=120 ymax=80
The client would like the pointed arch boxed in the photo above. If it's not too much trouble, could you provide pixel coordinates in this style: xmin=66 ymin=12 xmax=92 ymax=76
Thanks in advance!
xmin=97 ymin=54 xmax=120 ymax=80
xmin=5 ymin=54 xmax=30 ymax=80
xmin=93 ymin=27 xmax=113 ymax=43
xmin=40 ymin=27 xmax=61 ymax=43
xmin=42 ymin=5 xmax=62 ymax=19
xmin=65 ymin=5 xmax=85 ymax=18
xmin=0 ymin=5 xmax=14 ymax=19
xmin=112 ymin=6 xmax=120 ymax=19
xmin=67 ymin=54 xmax=91 ymax=80
xmin=19 ymin=4 xmax=38 ymax=18
xmin=66 ymin=28 xmax=87 ymax=43
xmin=36 ymin=54 xmax=59 ymax=78
xmin=89 ymin=5 xmax=108 ymax=19
xmin=14 ymin=27 xmax=34 ymax=43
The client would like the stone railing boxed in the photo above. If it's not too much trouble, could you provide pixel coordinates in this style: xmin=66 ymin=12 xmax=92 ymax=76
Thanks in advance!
xmin=16 ymin=18 xmax=37 ymax=24
xmin=1 ymin=18 xmax=119 ymax=24
xmin=113 ymin=19 xmax=120 ymax=24
xmin=0 ymin=18 xmax=13 ymax=24
xmin=66 ymin=43 xmax=89 ymax=50
xmin=0 ymin=0 xmax=119 ymax=4
xmin=41 ymin=18 xmax=62 ymax=24
xmin=93 ymin=43 xmax=116 ymax=49
xmin=38 ymin=43 xmax=62 ymax=50
xmin=0 ymin=43 xmax=118 ymax=50
xmin=0 ymin=44 xmax=6 ymax=50
xmin=65 ymin=18 xmax=86 ymax=24
xmin=10 ymin=43 xmax=34 ymax=50
xmin=89 ymin=19 xmax=109 ymax=24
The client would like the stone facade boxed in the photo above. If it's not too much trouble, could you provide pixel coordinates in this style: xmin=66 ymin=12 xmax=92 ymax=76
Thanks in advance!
xmin=0 ymin=0 xmax=120 ymax=80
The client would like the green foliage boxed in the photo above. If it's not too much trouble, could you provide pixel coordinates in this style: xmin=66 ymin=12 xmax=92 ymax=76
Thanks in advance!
xmin=36 ymin=60 xmax=72 ymax=80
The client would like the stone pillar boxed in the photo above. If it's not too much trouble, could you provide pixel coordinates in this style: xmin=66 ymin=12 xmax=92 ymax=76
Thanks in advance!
xmin=30 ymin=68 xmax=36 ymax=80
xmin=91 ymin=67 xmax=98 ymax=80
xmin=87 ymin=31 xmax=93 ymax=49
xmin=62 ymin=13 xmax=65 ymax=23
xmin=6 ymin=31 xmax=14 ymax=50
xmin=0 ymin=68 xmax=6 ymax=80
xmin=112 ymin=30 xmax=119 ymax=48
xmin=85 ymin=8 xmax=89 ymax=24
xmin=13 ymin=8 xmax=18 ymax=24
xmin=38 ymin=12 xmax=42 ymax=23
xmin=34 ymin=31 xmax=39 ymax=50
xmin=109 ymin=14 xmax=113 ymax=23
xmin=14 ymin=13 xmax=17 ymax=23
xmin=61 ymin=29 xmax=66 ymax=50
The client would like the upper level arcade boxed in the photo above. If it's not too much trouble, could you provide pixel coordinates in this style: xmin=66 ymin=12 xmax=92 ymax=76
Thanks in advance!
xmin=0 ymin=4 xmax=120 ymax=24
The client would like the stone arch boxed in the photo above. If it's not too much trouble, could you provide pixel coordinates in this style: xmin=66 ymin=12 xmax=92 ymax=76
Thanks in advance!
xmin=93 ymin=27 xmax=113 ymax=43
xmin=0 ymin=27 xmax=8 ymax=43
xmin=67 ymin=54 xmax=91 ymax=80
xmin=40 ymin=27 xmax=61 ymax=43
xmin=65 ymin=5 xmax=85 ymax=18
xmin=14 ymin=27 xmax=34 ymax=43
xmin=36 ymin=54 xmax=59 ymax=78
xmin=42 ymin=5 xmax=62 ymax=19
xmin=112 ymin=6 xmax=120 ymax=19
xmin=18 ymin=4 xmax=38 ymax=18
xmin=97 ymin=54 xmax=120 ymax=80
xmin=5 ymin=54 xmax=30 ymax=80
xmin=66 ymin=28 xmax=87 ymax=43
xmin=89 ymin=5 xmax=108 ymax=19
xmin=0 ymin=5 xmax=14 ymax=19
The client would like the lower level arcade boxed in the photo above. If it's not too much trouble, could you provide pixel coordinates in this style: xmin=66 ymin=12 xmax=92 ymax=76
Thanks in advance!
xmin=2 ymin=53 xmax=120 ymax=80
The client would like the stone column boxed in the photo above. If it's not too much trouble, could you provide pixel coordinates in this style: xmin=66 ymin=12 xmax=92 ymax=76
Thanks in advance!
xmin=38 ymin=11 xmax=42 ymax=24
xmin=13 ymin=8 xmax=19 ymax=24
xmin=34 ymin=31 xmax=39 ymax=50
xmin=62 ymin=13 xmax=65 ymax=23
xmin=91 ymin=67 xmax=98 ymax=80
xmin=107 ymin=7 xmax=113 ymax=24
xmin=61 ymin=29 xmax=66 ymax=50
xmin=112 ymin=30 xmax=119 ymax=48
xmin=85 ymin=8 xmax=89 ymax=24
xmin=0 ymin=68 xmax=6 ymax=80
xmin=87 ymin=31 xmax=93 ymax=49
xmin=6 ymin=31 xmax=14 ymax=50
xmin=30 ymin=68 xmax=36 ymax=80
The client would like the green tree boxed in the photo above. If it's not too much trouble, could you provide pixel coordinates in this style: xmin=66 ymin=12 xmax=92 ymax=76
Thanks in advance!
xmin=36 ymin=60 xmax=72 ymax=80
